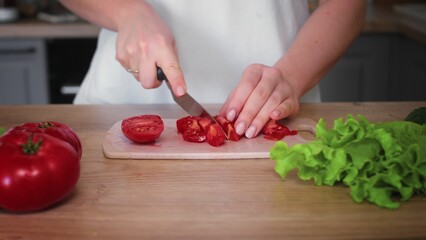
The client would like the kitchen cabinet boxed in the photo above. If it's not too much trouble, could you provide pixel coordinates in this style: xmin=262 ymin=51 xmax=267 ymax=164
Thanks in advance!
xmin=0 ymin=39 xmax=48 ymax=104
xmin=390 ymin=36 xmax=426 ymax=101
xmin=47 ymin=39 xmax=96 ymax=103
xmin=319 ymin=33 xmax=426 ymax=102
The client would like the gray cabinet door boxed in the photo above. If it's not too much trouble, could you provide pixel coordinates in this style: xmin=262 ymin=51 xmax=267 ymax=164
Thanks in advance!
xmin=390 ymin=37 xmax=426 ymax=101
xmin=319 ymin=34 xmax=426 ymax=102
xmin=0 ymin=39 xmax=48 ymax=104
xmin=319 ymin=34 xmax=395 ymax=102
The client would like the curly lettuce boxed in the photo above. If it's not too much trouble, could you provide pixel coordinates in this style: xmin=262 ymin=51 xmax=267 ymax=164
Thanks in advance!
xmin=271 ymin=115 xmax=426 ymax=209
xmin=0 ymin=127 xmax=4 ymax=137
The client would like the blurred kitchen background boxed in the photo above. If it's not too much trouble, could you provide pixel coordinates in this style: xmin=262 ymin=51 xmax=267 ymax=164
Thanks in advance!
xmin=0 ymin=0 xmax=425 ymax=104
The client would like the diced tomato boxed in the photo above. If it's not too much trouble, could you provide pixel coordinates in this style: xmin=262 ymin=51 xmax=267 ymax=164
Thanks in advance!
xmin=176 ymin=116 xmax=201 ymax=134
xmin=213 ymin=115 xmax=242 ymax=141
xmin=206 ymin=123 xmax=226 ymax=147
xmin=198 ymin=117 xmax=213 ymax=132
xmin=261 ymin=120 xmax=297 ymax=141
xmin=214 ymin=115 xmax=229 ymax=129
xmin=225 ymin=123 xmax=243 ymax=141
xmin=182 ymin=129 xmax=206 ymax=143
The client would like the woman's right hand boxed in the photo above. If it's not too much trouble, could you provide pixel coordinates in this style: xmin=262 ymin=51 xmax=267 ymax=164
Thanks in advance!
xmin=115 ymin=1 xmax=186 ymax=97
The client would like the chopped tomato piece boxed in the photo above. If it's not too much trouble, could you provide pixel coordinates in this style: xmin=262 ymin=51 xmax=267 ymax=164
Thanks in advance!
xmin=206 ymin=123 xmax=226 ymax=147
xmin=214 ymin=115 xmax=242 ymax=141
xmin=261 ymin=120 xmax=297 ymax=141
xmin=214 ymin=115 xmax=228 ymax=129
xmin=176 ymin=116 xmax=201 ymax=134
xmin=198 ymin=117 xmax=213 ymax=132
xmin=182 ymin=129 xmax=206 ymax=143
xmin=225 ymin=122 xmax=243 ymax=141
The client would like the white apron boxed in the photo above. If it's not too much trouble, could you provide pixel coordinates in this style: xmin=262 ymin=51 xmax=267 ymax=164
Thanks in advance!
xmin=74 ymin=0 xmax=320 ymax=104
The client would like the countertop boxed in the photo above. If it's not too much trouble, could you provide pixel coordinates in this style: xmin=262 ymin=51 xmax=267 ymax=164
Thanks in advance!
xmin=0 ymin=102 xmax=425 ymax=239
xmin=0 ymin=4 xmax=425 ymax=42
xmin=364 ymin=3 xmax=426 ymax=43
xmin=0 ymin=18 xmax=100 ymax=39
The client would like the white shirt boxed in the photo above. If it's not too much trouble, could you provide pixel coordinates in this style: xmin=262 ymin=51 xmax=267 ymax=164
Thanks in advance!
xmin=74 ymin=0 xmax=320 ymax=104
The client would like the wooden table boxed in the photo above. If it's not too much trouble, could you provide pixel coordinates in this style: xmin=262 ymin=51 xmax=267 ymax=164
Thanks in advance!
xmin=0 ymin=102 xmax=425 ymax=240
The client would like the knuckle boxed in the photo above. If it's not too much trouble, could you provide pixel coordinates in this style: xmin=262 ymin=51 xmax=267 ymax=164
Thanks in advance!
xmin=125 ymin=45 xmax=139 ymax=57
xmin=253 ymin=85 xmax=269 ymax=100
xmin=277 ymin=99 xmax=299 ymax=118
xmin=165 ymin=62 xmax=182 ymax=73
xmin=115 ymin=52 xmax=126 ymax=63
xmin=264 ymin=67 xmax=282 ymax=81
xmin=269 ymin=92 xmax=282 ymax=104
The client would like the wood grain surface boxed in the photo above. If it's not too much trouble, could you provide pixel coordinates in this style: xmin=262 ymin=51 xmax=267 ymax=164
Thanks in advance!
xmin=0 ymin=102 xmax=425 ymax=240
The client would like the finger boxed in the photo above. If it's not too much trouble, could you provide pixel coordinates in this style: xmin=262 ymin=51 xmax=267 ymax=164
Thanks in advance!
xmin=270 ymin=97 xmax=300 ymax=120
xmin=157 ymin=49 xmax=186 ymax=97
xmin=115 ymin=34 xmax=129 ymax=70
xmin=219 ymin=88 xmax=237 ymax=117
xmin=234 ymin=68 xmax=281 ymax=137
xmin=139 ymin=60 xmax=161 ymax=89
xmin=115 ymin=35 xmax=142 ymax=81
xmin=243 ymin=88 xmax=285 ymax=138
xmin=223 ymin=64 xmax=263 ymax=122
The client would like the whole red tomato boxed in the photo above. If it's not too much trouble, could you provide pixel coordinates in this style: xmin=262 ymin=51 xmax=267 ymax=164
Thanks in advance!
xmin=0 ymin=131 xmax=80 ymax=212
xmin=9 ymin=122 xmax=82 ymax=158
xmin=121 ymin=115 xmax=164 ymax=143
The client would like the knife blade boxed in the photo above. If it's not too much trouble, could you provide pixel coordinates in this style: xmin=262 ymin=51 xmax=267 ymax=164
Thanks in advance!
xmin=157 ymin=67 xmax=228 ymax=139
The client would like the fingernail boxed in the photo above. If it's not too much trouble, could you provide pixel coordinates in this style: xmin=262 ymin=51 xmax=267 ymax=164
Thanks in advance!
xmin=235 ymin=122 xmax=246 ymax=135
xmin=245 ymin=125 xmax=257 ymax=139
xmin=227 ymin=109 xmax=237 ymax=122
xmin=176 ymin=86 xmax=186 ymax=96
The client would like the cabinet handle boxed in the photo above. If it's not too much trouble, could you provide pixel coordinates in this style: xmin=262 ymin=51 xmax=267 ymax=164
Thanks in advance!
xmin=60 ymin=85 xmax=80 ymax=95
xmin=0 ymin=48 xmax=36 ymax=54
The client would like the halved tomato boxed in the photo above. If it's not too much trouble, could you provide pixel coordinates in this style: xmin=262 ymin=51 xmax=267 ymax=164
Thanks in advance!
xmin=261 ymin=119 xmax=297 ymax=141
xmin=121 ymin=115 xmax=164 ymax=143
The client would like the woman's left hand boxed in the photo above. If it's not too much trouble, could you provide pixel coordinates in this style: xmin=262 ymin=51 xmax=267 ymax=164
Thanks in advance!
xmin=219 ymin=64 xmax=300 ymax=139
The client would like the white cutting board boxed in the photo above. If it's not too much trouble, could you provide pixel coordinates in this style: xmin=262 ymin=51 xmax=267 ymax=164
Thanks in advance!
xmin=102 ymin=118 xmax=317 ymax=160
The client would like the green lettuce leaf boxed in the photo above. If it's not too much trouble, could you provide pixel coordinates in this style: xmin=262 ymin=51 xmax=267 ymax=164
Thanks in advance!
xmin=0 ymin=127 xmax=5 ymax=136
xmin=271 ymin=114 xmax=426 ymax=209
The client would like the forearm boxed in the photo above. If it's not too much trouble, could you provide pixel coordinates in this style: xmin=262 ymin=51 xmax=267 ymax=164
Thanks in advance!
xmin=59 ymin=0 xmax=152 ymax=31
xmin=274 ymin=0 xmax=366 ymax=99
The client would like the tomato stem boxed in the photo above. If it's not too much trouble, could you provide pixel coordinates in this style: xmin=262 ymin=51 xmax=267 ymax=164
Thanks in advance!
xmin=39 ymin=122 xmax=54 ymax=129
xmin=20 ymin=134 xmax=43 ymax=155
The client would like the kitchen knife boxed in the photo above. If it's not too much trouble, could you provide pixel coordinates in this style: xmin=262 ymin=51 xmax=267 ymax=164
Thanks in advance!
xmin=157 ymin=67 xmax=228 ymax=139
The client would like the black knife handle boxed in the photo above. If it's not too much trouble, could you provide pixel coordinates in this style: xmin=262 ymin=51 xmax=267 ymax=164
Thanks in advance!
xmin=157 ymin=67 xmax=167 ymax=81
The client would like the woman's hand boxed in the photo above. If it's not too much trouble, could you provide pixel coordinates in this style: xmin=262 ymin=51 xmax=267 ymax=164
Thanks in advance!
xmin=220 ymin=64 xmax=300 ymax=139
xmin=115 ymin=2 xmax=186 ymax=96
xmin=59 ymin=0 xmax=187 ymax=97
